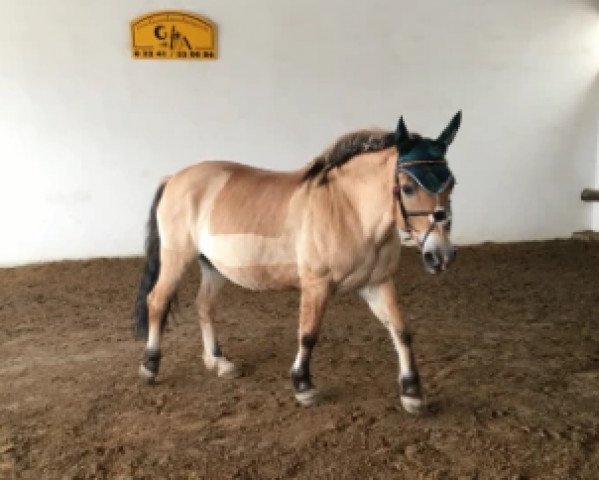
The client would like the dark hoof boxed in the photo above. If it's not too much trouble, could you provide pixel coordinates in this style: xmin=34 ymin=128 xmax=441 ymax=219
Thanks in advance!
xmin=140 ymin=349 xmax=161 ymax=384
xmin=400 ymin=374 xmax=423 ymax=414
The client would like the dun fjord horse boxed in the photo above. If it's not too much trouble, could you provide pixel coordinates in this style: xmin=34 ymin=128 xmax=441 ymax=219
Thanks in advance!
xmin=133 ymin=112 xmax=461 ymax=413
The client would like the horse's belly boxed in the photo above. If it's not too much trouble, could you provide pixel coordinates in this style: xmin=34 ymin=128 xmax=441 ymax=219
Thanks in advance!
xmin=216 ymin=263 xmax=299 ymax=290
xmin=199 ymin=231 xmax=299 ymax=290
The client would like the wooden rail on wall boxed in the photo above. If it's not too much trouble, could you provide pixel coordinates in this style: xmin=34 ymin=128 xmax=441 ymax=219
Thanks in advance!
xmin=581 ymin=189 xmax=599 ymax=202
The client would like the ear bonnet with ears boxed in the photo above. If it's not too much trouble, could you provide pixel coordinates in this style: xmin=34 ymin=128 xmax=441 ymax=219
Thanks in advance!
xmin=395 ymin=111 xmax=461 ymax=194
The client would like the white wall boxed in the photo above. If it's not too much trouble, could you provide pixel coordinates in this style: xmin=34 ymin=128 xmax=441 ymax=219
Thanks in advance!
xmin=1 ymin=0 xmax=598 ymax=266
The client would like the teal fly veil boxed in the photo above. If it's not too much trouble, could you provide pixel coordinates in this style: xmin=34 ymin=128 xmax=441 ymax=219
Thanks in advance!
xmin=397 ymin=138 xmax=454 ymax=194
xmin=394 ymin=111 xmax=461 ymax=194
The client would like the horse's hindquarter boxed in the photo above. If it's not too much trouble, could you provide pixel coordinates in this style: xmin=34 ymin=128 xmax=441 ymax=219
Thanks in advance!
xmin=197 ymin=164 xmax=304 ymax=290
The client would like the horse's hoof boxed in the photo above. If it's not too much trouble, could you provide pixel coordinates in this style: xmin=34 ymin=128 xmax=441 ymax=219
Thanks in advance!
xmin=401 ymin=395 xmax=424 ymax=414
xmin=217 ymin=359 xmax=241 ymax=379
xmin=139 ymin=364 xmax=157 ymax=385
xmin=295 ymin=388 xmax=320 ymax=407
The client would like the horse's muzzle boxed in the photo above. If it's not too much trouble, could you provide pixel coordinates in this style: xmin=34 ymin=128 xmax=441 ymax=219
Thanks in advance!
xmin=422 ymin=245 xmax=456 ymax=274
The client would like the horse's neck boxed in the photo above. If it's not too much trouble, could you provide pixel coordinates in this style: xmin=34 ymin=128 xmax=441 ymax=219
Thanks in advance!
xmin=320 ymin=151 xmax=397 ymax=240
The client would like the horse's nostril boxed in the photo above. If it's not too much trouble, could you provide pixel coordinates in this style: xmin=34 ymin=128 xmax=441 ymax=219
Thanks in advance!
xmin=423 ymin=251 xmax=437 ymax=267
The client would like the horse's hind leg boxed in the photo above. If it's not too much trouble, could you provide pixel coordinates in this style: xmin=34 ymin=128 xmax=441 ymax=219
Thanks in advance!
xmin=359 ymin=280 xmax=423 ymax=414
xmin=140 ymin=248 xmax=192 ymax=383
xmin=196 ymin=257 xmax=240 ymax=379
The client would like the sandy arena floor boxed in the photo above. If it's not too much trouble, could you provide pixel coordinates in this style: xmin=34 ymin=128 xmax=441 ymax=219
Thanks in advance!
xmin=1 ymin=240 xmax=598 ymax=479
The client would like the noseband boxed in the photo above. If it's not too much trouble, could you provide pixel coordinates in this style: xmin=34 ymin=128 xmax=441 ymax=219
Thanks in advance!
xmin=393 ymin=159 xmax=452 ymax=248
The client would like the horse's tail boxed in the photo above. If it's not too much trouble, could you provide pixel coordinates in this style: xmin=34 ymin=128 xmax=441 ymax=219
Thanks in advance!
xmin=132 ymin=180 xmax=170 ymax=340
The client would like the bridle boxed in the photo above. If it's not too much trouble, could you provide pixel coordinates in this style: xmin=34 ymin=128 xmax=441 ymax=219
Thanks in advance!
xmin=393 ymin=159 xmax=453 ymax=249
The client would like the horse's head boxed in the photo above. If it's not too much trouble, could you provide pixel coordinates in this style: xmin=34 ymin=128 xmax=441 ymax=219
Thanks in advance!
xmin=393 ymin=112 xmax=461 ymax=274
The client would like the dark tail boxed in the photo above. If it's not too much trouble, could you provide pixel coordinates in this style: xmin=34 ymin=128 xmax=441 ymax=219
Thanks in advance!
xmin=132 ymin=182 xmax=170 ymax=340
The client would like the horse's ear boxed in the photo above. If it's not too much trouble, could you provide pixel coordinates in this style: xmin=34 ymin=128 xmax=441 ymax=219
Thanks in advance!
xmin=437 ymin=111 xmax=462 ymax=147
xmin=395 ymin=116 xmax=410 ymax=148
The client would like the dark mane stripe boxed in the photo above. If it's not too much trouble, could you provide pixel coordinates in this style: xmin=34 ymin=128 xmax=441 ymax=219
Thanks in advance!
xmin=303 ymin=130 xmax=395 ymax=182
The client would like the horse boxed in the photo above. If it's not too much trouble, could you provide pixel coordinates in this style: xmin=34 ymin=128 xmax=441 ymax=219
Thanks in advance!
xmin=132 ymin=112 xmax=461 ymax=413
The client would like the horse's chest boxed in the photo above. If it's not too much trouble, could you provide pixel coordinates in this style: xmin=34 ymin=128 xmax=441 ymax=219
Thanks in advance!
xmin=336 ymin=235 xmax=401 ymax=291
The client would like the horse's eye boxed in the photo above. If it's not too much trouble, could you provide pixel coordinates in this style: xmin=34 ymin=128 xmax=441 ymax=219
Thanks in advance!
xmin=401 ymin=184 xmax=415 ymax=196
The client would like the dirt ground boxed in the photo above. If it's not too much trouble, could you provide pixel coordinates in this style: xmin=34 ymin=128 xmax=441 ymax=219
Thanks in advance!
xmin=1 ymin=240 xmax=598 ymax=480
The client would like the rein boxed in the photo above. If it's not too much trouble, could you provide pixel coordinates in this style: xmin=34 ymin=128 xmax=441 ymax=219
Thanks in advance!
xmin=393 ymin=158 xmax=452 ymax=248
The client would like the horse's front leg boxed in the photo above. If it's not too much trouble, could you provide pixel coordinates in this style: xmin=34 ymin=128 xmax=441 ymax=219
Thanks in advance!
xmin=359 ymin=280 xmax=423 ymax=414
xmin=291 ymin=280 xmax=330 ymax=406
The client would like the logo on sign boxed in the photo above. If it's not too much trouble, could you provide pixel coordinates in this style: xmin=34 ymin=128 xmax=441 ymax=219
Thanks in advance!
xmin=131 ymin=11 xmax=217 ymax=60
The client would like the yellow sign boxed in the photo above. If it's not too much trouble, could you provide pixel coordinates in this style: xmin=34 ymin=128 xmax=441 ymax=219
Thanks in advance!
xmin=131 ymin=11 xmax=217 ymax=60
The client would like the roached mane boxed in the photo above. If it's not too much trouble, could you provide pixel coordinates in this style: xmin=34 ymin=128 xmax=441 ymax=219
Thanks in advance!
xmin=302 ymin=129 xmax=396 ymax=183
